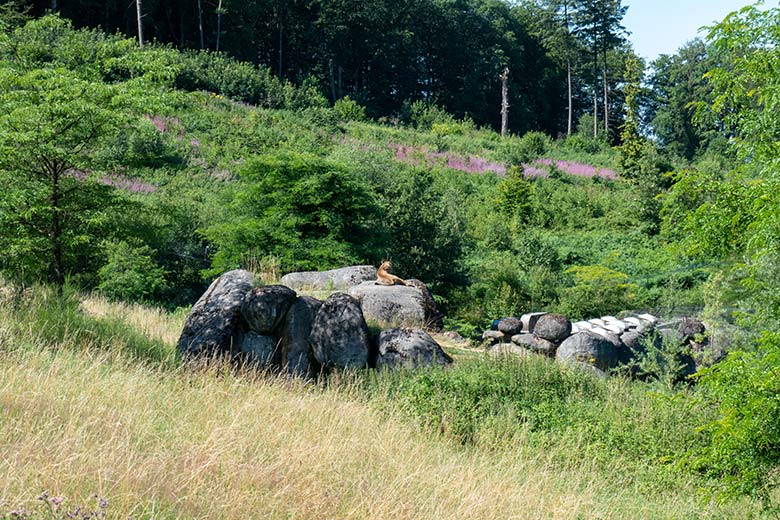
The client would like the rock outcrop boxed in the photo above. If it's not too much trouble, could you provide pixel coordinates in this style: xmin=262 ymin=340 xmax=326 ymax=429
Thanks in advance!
xmin=177 ymin=269 xmax=254 ymax=358
xmin=375 ymin=328 xmax=452 ymax=370
xmin=309 ymin=293 xmax=371 ymax=369
xmin=280 ymin=265 xmax=376 ymax=291
xmin=556 ymin=330 xmax=620 ymax=373
xmin=511 ymin=333 xmax=557 ymax=357
xmin=241 ymin=285 xmax=297 ymax=334
xmin=278 ymin=296 xmax=322 ymax=377
xmin=348 ymin=281 xmax=430 ymax=329
xmin=534 ymin=314 xmax=572 ymax=343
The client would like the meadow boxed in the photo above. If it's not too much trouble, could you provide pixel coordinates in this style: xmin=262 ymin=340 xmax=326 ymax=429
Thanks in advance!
xmin=0 ymin=284 xmax=766 ymax=519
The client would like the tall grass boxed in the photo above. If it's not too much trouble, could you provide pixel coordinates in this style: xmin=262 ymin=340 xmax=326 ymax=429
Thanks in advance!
xmin=0 ymin=284 xmax=762 ymax=518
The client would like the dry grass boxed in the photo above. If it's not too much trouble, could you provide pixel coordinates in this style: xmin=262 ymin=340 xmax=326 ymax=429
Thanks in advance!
xmin=79 ymin=294 xmax=186 ymax=346
xmin=0 ymin=290 xmax=758 ymax=519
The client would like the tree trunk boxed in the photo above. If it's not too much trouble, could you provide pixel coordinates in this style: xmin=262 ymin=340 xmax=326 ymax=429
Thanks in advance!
xmin=136 ymin=0 xmax=144 ymax=47
xmin=602 ymin=43 xmax=609 ymax=139
xmin=329 ymin=60 xmax=337 ymax=102
xmin=277 ymin=2 xmax=283 ymax=80
xmin=51 ymin=0 xmax=57 ymax=12
xmin=500 ymin=67 xmax=510 ymax=137
xmin=50 ymin=166 xmax=64 ymax=291
xmin=564 ymin=1 xmax=573 ymax=137
xmin=593 ymin=46 xmax=598 ymax=138
xmin=197 ymin=0 xmax=204 ymax=49
xmin=567 ymin=57 xmax=573 ymax=137
xmin=216 ymin=0 xmax=223 ymax=52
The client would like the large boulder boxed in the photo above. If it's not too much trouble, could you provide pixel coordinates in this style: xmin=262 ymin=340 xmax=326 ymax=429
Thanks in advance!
xmin=239 ymin=332 xmax=279 ymax=366
xmin=556 ymin=331 xmax=619 ymax=372
xmin=482 ymin=330 xmax=505 ymax=346
xmin=280 ymin=265 xmax=376 ymax=291
xmin=278 ymin=296 xmax=322 ymax=377
xmin=309 ymin=293 xmax=370 ymax=369
xmin=241 ymin=285 xmax=297 ymax=334
xmin=404 ymin=279 xmax=444 ymax=331
xmin=521 ymin=312 xmax=547 ymax=334
xmin=497 ymin=317 xmax=523 ymax=336
xmin=347 ymin=281 xmax=427 ymax=328
xmin=678 ymin=317 xmax=706 ymax=342
xmin=534 ymin=314 xmax=572 ymax=343
xmin=375 ymin=328 xmax=453 ymax=370
xmin=177 ymin=269 xmax=254 ymax=358
xmin=510 ymin=333 xmax=557 ymax=357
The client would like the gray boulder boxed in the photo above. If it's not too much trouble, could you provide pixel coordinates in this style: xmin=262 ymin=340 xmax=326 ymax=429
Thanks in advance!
xmin=241 ymin=285 xmax=297 ymax=334
xmin=278 ymin=296 xmax=322 ymax=377
xmin=177 ymin=269 xmax=254 ymax=358
xmin=511 ymin=333 xmax=557 ymax=357
xmin=347 ymin=281 xmax=427 ymax=328
xmin=482 ymin=330 xmax=505 ymax=346
xmin=487 ymin=343 xmax=531 ymax=358
xmin=678 ymin=317 xmax=706 ymax=342
xmin=534 ymin=314 xmax=572 ymax=343
xmin=309 ymin=293 xmax=370 ymax=369
xmin=556 ymin=331 xmax=619 ymax=372
xmin=521 ymin=312 xmax=547 ymax=334
xmin=498 ymin=317 xmax=523 ymax=336
xmin=375 ymin=328 xmax=453 ymax=370
xmin=280 ymin=265 xmax=376 ymax=291
xmin=239 ymin=332 xmax=280 ymax=366
xmin=404 ymin=279 xmax=444 ymax=331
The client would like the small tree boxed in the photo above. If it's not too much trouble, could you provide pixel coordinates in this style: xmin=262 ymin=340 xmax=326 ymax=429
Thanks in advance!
xmin=0 ymin=68 xmax=122 ymax=288
xmin=619 ymin=53 xmax=644 ymax=178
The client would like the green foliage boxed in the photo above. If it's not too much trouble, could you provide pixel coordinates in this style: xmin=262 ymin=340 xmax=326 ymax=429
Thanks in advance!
xmin=378 ymin=168 xmax=466 ymax=292
xmin=557 ymin=265 xmax=639 ymax=320
xmin=407 ymin=100 xmax=453 ymax=130
xmin=333 ymin=96 xmax=367 ymax=122
xmin=368 ymin=355 xmax=604 ymax=445
xmin=649 ymin=39 xmax=725 ymax=160
xmin=97 ymin=241 xmax=168 ymax=303
xmin=0 ymin=66 xmax=124 ymax=285
xmin=693 ymin=334 xmax=780 ymax=508
xmin=363 ymin=355 xmax=708 ymax=469
xmin=204 ymin=152 xmax=385 ymax=274
xmin=619 ymin=53 xmax=645 ymax=180
xmin=503 ymin=131 xmax=552 ymax=165
xmin=1 ymin=282 xmax=174 ymax=366
xmin=495 ymin=167 xmax=533 ymax=221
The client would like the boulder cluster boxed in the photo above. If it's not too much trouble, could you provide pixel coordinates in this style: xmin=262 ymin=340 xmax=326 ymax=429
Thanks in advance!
xmin=484 ymin=311 xmax=722 ymax=377
xmin=177 ymin=269 xmax=451 ymax=376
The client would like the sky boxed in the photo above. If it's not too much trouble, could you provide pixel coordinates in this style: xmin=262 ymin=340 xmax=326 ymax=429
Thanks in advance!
xmin=623 ymin=0 xmax=774 ymax=62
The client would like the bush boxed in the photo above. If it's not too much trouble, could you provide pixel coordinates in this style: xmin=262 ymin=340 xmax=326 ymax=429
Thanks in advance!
xmin=693 ymin=334 xmax=780 ymax=508
xmin=406 ymin=100 xmax=453 ymax=130
xmin=97 ymin=241 xmax=168 ymax=303
xmin=557 ymin=265 xmax=640 ymax=320
xmin=204 ymin=152 xmax=386 ymax=274
xmin=333 ymin=96 xmax=366 ymax=122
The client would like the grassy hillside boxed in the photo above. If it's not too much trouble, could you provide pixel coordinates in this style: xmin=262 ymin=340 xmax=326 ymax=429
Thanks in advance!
xmin=0 ymin=285 xmax=766 ymax=519
xmin=0 ymin=14 xmax=708 ymax=329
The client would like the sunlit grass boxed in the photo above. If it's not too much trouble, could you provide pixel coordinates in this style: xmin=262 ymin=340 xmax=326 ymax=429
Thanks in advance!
xmin=0 ymin=283 xmax=761 ymax=519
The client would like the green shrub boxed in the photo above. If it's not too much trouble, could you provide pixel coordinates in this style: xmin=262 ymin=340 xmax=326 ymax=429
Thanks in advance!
xmin=204 ymin=151 xmax=386 ymax=274
xmin=406 ymin=100 xmax=453 ymax=129
xmin=334 ymin=95 xmax=367 ymax=122
xmin=692 ymin=334 xmax=780 ymax=508
xmin=97 ymin=241 xmax=168 ymax=303
xmin=557 ymin=265 xmax=640 ymax=320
